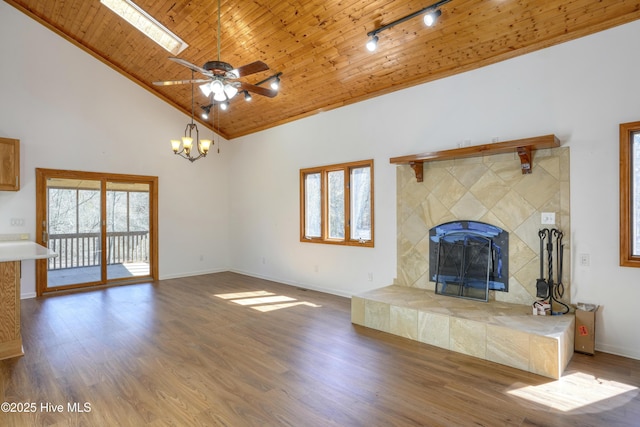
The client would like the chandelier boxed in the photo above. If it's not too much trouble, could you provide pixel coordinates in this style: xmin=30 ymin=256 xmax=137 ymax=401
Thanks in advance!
xmin=170 ymin=71 xmax=213 ymax=162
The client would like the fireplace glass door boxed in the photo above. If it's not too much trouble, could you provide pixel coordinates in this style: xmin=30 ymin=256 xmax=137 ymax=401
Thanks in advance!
xmin=435 ymin=233 xmax=491 ymax=302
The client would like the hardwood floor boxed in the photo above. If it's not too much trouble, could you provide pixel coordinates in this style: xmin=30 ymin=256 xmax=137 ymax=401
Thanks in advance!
xmin=1 ymin=272 xmax=639 ymax=426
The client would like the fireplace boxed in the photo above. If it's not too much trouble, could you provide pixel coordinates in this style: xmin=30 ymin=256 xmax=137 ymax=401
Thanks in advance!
xmin=429 ymin=221 xmax=509 ymax=302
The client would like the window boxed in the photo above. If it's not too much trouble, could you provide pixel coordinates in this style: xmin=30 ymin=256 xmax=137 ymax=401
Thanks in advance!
xmin=620 ymin=121 xmax=640 ymax=267
xmin=300 ymin=160 xmax=373 ymax=246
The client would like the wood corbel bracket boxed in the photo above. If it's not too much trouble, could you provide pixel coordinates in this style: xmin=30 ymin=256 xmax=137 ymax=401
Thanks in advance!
xmin=410 ymin=161 xmax=424 ymax=182
xmin=517 ymin=146 xmax=532 ymax=174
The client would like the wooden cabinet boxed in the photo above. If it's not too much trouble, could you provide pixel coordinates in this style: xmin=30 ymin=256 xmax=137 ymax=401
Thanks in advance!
xmin=0 ymin=261 xmax=23 ymax=360
xmin=0 ymin=137 xmax=20 ymax=191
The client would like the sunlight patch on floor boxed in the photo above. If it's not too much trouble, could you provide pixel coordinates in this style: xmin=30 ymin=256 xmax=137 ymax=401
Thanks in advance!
xmin=508 ymin=371 xmax=638 ymax=413
xmin=214 ymin=290 xmax=321 ymax=312
xmin=231 ymin=295 xmax=296 ymax=305
xmin=252 ymin=301 xmax=322 ymax=312
xmin=214 ymin=290 xmax=275 ymax=299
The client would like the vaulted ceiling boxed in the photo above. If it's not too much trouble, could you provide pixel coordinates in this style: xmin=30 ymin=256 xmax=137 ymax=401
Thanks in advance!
xmin=6 ymin=0 xmax=640 ymax=139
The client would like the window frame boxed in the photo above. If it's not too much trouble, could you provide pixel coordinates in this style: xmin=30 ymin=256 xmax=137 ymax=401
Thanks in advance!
xmin=300 ymin=159 xmax=374 ymax=247
xmin=620 ymin=121 xmax=640 ymax=267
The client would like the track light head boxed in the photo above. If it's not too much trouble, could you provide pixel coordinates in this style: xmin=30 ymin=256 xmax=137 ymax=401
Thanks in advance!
xmin=424 ymin=9 xmax=442 ymax=27
xmin=366 ymin=35 xmax=379 ymax=52
xmin=244 ymin=91 xmax=253 ymax=101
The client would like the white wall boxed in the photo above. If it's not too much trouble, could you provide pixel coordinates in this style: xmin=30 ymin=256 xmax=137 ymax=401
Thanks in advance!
xmin=0 ymin=2 xmax=231 ymax=297
xmin=229 ymin=21 xmax=640 ymax=359
xmin=2 ymin=1 xmax=639 ymax=360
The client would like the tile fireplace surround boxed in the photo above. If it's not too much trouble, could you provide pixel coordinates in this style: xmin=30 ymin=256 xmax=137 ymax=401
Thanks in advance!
xmin=352 ymin=146 xmax=573 ymax=378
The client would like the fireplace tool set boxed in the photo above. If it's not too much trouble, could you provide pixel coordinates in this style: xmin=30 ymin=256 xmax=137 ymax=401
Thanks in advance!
xmin=534 ymin=228 xmax=570 ymax=315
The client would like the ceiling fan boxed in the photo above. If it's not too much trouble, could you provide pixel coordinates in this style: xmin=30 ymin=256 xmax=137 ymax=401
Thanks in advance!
xmin=153 ymin=0 xmax=278 ymax=103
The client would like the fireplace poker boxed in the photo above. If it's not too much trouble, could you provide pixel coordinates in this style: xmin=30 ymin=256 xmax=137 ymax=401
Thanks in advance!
xmin=536 ymin=229 xmax=549 ymax=299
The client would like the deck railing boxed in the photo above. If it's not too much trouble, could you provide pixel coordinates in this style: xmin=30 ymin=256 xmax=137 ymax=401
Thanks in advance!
xmin=48 ymin=231 xmax=149 ymax=270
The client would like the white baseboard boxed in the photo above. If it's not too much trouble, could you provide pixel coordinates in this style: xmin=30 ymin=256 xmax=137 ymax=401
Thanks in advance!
xmin=229 ymin=268 xmax=354 ymax=299
xmin=595 ymin=343 xmax=640 ymax=361
xmin=159 ymin=267 xmax=228 ymax=281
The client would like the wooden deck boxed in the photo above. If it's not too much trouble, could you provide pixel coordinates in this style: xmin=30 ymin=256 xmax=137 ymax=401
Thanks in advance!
xmin=47 ymin=262 xmax=150 ymax=287
xmin=2 ymin=272 xmax=639 ymax=426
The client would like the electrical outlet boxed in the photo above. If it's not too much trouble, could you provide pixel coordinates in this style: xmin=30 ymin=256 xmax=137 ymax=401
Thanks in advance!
xmin=580 ymin=254 xmax=590 ymax=266
xmin=541 ymin=212 xmax=555 ymax=225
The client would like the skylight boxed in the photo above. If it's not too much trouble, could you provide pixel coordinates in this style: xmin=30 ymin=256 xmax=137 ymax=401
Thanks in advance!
xmin=100 ymin=0 xmax=188 ymax=55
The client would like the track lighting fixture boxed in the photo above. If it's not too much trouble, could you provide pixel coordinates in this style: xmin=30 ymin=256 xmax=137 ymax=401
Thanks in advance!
xmin=244 ymin=91 xmax=252 ymax=101
xmin=366 ymin=0 xmax=451 ymax=52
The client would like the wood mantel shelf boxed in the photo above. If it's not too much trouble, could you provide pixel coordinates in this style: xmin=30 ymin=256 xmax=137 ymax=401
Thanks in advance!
xmin=390 ymin=134 xmax=560 ymax=182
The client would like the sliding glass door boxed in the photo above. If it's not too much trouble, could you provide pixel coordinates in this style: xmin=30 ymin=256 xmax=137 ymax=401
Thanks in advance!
xmin=36 ymin=169 xmax=158 ymax=295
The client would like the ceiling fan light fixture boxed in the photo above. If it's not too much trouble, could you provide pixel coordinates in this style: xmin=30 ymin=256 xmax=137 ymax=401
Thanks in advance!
xmin=199 ymin=83 xmax=213 ymax=97
xmin=220 ymin=101 xmax=229 ymax=111
xmin=201 ymin=105 xmax=211 ymax=119
xmin=270 ymin=76 xmax=280 ymax=90
xmin=366 ymin=35 xmax=378 ymax=52
xmin=213 ymin=91 xmax=227 ymax=102
xmin=424 ymin=9 xmax=442 ymax=27
xmin=210 ymin=79 xmax=224 ymax=95
xmin=224 ymin=84 xmax=238 ymax=99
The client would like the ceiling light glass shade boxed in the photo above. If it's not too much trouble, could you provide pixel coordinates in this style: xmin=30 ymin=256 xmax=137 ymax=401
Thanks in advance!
xmin=182 ymin=136 xmax=193 ymax=151
xmin=220 ymin=102 xmax=229 ymax=111
xmin=170 ymin=139 xmax=181 ymax=153
xmin=423 ymin=9 xmax=442 ymax=27
xmin=366 ymin=35 xmax=378 ymax=52
xmin=224 ymin=84 xmax=238 ymax=99
xmin=199 ymin=83 xmax=213 ymax=97
xmin=211 ymin=80 xmax=224 ymax=94
xmin=213 ymin=91 xmax=227 ymax=102
xmin=199 ymin=139 xmax=212 ymax=154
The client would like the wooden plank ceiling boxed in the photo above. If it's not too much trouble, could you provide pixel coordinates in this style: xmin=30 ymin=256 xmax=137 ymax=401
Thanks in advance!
xmin=5 ymin=0 xmax=640 ymax=139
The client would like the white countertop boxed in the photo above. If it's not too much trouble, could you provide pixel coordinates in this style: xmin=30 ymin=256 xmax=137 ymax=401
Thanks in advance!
xmin=0 ymin=241 xmax=57 ymax=262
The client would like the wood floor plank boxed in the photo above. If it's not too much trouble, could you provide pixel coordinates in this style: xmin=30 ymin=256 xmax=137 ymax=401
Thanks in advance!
xmin=1 ymin=272 xmax=639 ymax=426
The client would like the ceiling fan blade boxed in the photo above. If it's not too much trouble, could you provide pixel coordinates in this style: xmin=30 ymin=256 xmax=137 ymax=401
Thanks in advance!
xmin=238 ymin=81 xmax=278 ymax=98
xmin=153 ymin=79 xmax=211 ymax=86
xmin=168 ymin=57 xmax=213 ymax=77
xmin=234 ymin=61 xmax=269 ymax=78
